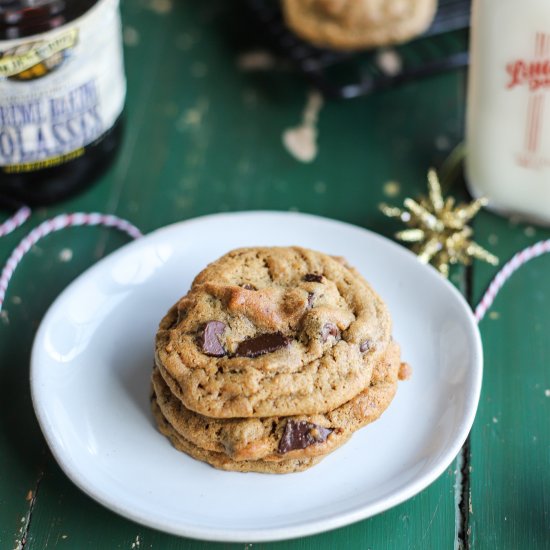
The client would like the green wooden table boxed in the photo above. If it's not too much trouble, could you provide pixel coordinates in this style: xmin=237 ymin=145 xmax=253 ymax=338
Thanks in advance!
xmin=1 ymin=2 xmax=549 ymax=548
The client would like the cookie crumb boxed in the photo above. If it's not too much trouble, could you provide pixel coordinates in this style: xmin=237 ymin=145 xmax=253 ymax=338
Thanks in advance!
xmin=59 ymin=248 xmax=73 ymax=262
xmin=376 ymin=48 xmax=402 ymax=76
xmin=398 ymin=362 xmax=412 ymax=381
xmin=25 ymin=490 xmax=32 ymax=501
xmin=489 ymin=311 xmax=500 ymax=320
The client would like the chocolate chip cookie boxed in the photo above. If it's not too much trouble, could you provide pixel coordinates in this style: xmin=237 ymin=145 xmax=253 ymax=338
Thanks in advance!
xmin=152 ymin=398 xmax=323 ymax=473
xmin=282 ymin=0 xmax=438 ymax=51
xmin=155 ymin=247 xmax=392 ymax=418
xmin=152 ymin=340 xmax=400 ymax=463
xmin=152 ymin=246 xmax=409 ymax=473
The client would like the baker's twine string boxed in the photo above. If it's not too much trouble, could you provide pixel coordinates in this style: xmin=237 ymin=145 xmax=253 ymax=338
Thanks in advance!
xmin=0 ymin=206 xmax=31 ymax=238
xmin=473 ymin=239 xmax=550 ymax=322
xmin=0 ymin=211 xmax=142 ymax=312
xmin=0 ymin=208 xmax=549 ymax=320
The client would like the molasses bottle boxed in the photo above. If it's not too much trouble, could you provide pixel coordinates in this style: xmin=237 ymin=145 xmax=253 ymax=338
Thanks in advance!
xmin=0 ymin=0 xmax=126 ymax=206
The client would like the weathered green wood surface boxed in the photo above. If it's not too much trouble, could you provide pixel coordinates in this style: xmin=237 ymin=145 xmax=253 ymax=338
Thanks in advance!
xmin=469 ymin=214 xmax=550 ymax=550
xmin=0 ymin=1 xmax=548 ymax=549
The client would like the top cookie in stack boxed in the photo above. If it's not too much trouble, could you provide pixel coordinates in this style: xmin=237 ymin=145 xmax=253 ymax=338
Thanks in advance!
xmin=152 ymin=246 xmax=408 ymax=473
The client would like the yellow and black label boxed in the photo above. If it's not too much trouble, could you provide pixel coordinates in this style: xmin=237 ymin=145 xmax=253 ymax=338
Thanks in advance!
xmin=2 ymin=148 xmax=85 ymax=174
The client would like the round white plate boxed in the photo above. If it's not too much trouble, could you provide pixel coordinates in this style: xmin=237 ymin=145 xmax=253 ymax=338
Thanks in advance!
xmin=31 ymin=211 xmax=482 ymax=542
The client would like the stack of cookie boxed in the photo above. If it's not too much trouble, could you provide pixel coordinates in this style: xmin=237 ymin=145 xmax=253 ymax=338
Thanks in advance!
xmin=152 ymin=247 xmax=409 ymax=473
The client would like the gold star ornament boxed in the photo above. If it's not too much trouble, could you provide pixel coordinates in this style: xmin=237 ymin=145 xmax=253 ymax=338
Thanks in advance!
xmin=380 ymin=169 xmax=498 ymax=277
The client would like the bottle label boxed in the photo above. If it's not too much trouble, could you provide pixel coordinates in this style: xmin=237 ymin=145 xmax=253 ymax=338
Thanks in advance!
xmin=0 ymin=0 xmax=126 ymax=173
xmin=506 ymin=31 xmax=550 ymax=170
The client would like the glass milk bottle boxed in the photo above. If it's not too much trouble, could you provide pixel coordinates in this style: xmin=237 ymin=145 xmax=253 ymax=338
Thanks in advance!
xmin=466 ymin=0 xmax=550 ymax=224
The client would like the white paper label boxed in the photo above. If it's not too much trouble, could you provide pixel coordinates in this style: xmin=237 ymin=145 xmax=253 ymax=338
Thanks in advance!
xmin=0 ymin=0 xmax=126 ymax=172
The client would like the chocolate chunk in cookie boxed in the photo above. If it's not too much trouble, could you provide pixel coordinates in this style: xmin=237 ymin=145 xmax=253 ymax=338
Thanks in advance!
xmin=278 ymin=420 xmax=332 ymax=453
xmin=360 ymin=339 xmax=371 ymax=353
xmin=304 ymin=273 xmax=323 ymax=282
xmin=235 ymin=332 xmax=291 ymax=358
xmin=321 ymin=322 xmax=340 ymax=342
xmin=199 ymin=321 xmax=226 ymax=357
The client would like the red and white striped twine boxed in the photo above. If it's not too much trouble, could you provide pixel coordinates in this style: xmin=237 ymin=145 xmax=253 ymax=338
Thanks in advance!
xmin=0 ymin=206 xmax=31 ymax=238
xmin=1 ymin=208 xmax=549 ymax=322
xmin=0 ymin=211 xmax=142 ymax=312
xmin=474 ymin=238 xmax=550 ymax=322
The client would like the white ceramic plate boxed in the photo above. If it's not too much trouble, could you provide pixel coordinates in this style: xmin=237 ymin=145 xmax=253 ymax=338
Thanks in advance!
xmin=31 ymin=211 xmax=482 ymax=542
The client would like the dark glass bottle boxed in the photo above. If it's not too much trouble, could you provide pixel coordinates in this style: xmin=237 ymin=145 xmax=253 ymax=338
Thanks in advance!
xmin=0 ymin=0 xmax=125 ymax=206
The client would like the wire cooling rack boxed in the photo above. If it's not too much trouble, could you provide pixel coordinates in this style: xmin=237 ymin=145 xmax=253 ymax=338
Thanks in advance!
xmin=247 ymin=0 xmax=471 ymax=99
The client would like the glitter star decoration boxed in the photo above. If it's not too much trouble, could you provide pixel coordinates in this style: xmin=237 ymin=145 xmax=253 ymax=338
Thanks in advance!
xmin=380 ymin=169 xmax=498 ymax=277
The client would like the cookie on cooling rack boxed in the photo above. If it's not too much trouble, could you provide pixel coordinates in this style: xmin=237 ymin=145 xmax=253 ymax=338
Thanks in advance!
xmin=282 ymin=0 xmax=438 ymax=51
